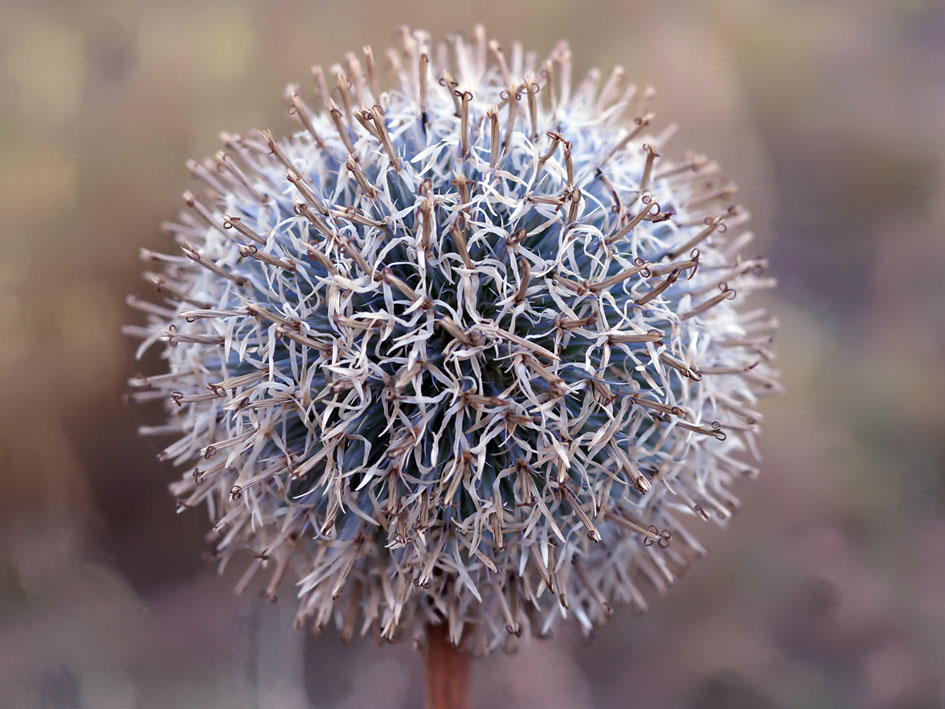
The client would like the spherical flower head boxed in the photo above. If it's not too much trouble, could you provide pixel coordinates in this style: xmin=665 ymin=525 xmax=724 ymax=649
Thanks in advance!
xmin=127 ymin=26 xmax=780 ymax=654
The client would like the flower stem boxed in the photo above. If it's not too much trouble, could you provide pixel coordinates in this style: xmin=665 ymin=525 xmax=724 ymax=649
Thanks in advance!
xmin=425 ymin=623 xmax=470 ymax=709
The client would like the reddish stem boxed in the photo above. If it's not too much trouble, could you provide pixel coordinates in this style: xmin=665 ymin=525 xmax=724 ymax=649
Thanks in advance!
xmin=425 ymin=623 xmax=471 ymax=709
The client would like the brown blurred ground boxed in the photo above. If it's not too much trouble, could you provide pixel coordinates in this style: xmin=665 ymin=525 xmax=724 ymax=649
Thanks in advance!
xmin=2 ymin=1 xmax=944 ymax=707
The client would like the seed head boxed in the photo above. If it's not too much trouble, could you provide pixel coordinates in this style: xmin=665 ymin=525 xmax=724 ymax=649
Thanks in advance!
xmin=127 ymin=26 xmax=780 ymax=654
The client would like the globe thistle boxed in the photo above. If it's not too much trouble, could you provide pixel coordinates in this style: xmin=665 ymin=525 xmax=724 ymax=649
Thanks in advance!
xmin=127 ymin=26 xmax=779 ymax=655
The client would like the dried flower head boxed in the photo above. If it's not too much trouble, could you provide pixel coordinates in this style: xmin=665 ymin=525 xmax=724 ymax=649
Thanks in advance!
xmin=127 ymin=26 xmax=779 ymax=654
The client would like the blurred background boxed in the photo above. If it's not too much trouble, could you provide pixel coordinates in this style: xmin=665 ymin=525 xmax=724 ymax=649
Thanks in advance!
xmin=2 ymin=0 xmax=944 ymax=706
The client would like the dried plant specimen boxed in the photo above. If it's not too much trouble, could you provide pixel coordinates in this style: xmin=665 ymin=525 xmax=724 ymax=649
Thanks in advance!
xmin=127 ymin=25 xmax=780 ymax=656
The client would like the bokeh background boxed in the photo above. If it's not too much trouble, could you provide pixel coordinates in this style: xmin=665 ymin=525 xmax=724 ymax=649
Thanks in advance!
xmin=2 ymin=0 xmax=944 ymax=706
